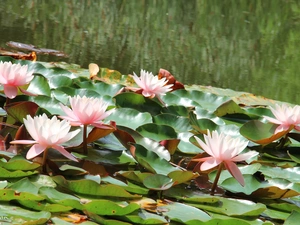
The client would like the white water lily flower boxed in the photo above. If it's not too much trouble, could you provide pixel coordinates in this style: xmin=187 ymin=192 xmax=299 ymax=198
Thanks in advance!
xmin=193 ymin=130 xmax=258 ymax=186
xmin=0 ymin=61 xmax=34 ymax=99
xmin=11 ymin=114 xmax=80 ymax=161
xmin=59 ymin=95 xmax=114 ymax=128
xmin=263 ymin=104 xmax=300 ymax=134
xmin=132 ymin=69 xmax=173 ymax=98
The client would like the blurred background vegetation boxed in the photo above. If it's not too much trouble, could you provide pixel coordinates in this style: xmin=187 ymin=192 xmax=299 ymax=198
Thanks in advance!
xmin=0 ymin=0 xmax=299 ymax=104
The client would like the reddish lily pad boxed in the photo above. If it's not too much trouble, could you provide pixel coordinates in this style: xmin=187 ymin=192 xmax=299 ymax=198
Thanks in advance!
xmin=5 ymin=101 xmax=39 ymax=123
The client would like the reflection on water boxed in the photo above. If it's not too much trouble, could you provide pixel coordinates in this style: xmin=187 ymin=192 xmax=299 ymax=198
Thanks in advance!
xmin=0 ymin=0 xmax=299 ymax=104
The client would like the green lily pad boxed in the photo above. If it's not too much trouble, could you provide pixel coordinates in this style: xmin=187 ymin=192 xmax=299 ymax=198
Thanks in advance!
xmin=52 ymin=175 xmax=140 ymax=198
xmin=107 ymin=108 xmax=152 ymax=130
xmin=0 ymin=203 xmax=50 ymax=224
xmin=0 ymin=167 xmax=38 ymax=178
xmin=27 ymin=74 xmax=51 ymax=96
xmin=159 ymin=201 xmax=211 ymax=223
xmin=134 ymin=144 xmax=180 ymax=175
xmin=153 ymin=113 xmax=192 ymax=133
xmin=84 ymin=200 xmax=140 ymax=216
xmin=0 ymin=156 xmax=40 ymax=171
xmin=136 ymin=124 xmax=178 ymax=142
xmin=240 ymin=120 xmax=289 ymax=144
xmin=143 ymin=174 xmax=174 ymax=190
xmin=187 ymin=196 xmax=266 ymax=217
xmin=114 ymin=92 xmax=162 ymax=115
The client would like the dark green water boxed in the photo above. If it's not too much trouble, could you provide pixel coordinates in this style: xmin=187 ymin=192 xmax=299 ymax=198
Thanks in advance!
xmin=0 ymin=0 xmax=299 ymax=104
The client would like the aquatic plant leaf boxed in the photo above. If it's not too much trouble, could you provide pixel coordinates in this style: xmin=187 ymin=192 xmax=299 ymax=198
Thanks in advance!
xmin=9 ymin=177 xmax=39 ymax=194
xmin=240 ymin=120 xmax=289 ymax=144
xmin=5 ymin=101 xmax=39 ymax=123
xmin=107 ymin=108 xmax=152 ymax=130
xmin=162 ymin=89 xmax=231 ymax=111
xmin=0 ymin=189 xmax=44 ymax=201
xmin=115 ymin=125 xmax=170 ymax=160
xmin=52 ymin=175 xmax=140 ymax=198
xmin=143 ymin=174 xmax=174 ymax=190
xmin=134 ymin=144 xmax=179 ymax=175
xmin=0 ymin=167 xmax=38 ymax=178
xmin=161 ymin=105 xmax=192 ymax=117
xmin=120 ymin=209 xmax=168 ymax=224
xmin=168 ymin=171 xmax=199 ymax=185
xmin=190 ymin=117 xmax=218 ymax=134
xmin=136 ymin=124 xmax=178 ymax=142
xmin=221 ymin=176 xmax=300 ymax=199
xmin=48 ymin=75 xmax=73 ymax=89
xmin=117 ymin=171 xmax=153 ymax=184
xmin=158 ymin=201 xmax=211 ymax=223
xmin=84 ymin=211 xmax=132 ymax=225
xmin=153 ymin=113 xmax=192 ymax=133
xmin=187 ymin=196 xmax=266 ymax=217
xmin=0 ymin=203 xmax=50 ymax=224
xmin=284 ymin=210 xmax=300 ymax=225
xmin=92 ymin=67 xmax=135 ymax=86
xmin=84 ymin=200 xmax=140 ymax=216
xmin=194 ymin=107 xmax=226 ymax=125
xmin=114 ymin=92 xmax=162 ymax=115
xmin=26 ymin=74 xmax=51 ymax=96
xmin=18 ymin=200 xmax=73 ymax=212
xmin=86 ymin=125 xmax=116 ymax=143
xmin=82 ymin=148 xmax=135 ymax=165
xmin=0 ymin=155 xmax=40 ymax=171
xmin=76 ymin=80 xmax=124 ymax=97
xmin=28 ymin=95 xmax=65 ymax=115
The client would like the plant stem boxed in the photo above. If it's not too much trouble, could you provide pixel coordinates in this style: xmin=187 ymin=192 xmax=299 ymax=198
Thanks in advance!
xmin=42 ymin=148 xmax=49 ymax=173
xmin=83 ymin=124 xmax=88 ymax=154
xmin=210 ymin=163 xmax=223 ymax=195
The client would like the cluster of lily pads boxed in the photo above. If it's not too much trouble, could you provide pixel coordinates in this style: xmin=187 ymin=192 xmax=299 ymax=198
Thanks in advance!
xmin=0 ymin=55 xmax=300 ymax=224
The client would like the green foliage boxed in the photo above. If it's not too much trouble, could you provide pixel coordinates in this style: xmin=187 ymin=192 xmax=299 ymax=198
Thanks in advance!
xmin=0 ymin=56 xmax=300 ymax=224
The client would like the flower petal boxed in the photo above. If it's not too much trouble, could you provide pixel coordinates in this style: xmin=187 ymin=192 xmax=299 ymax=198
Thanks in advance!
xmin=26 ymin=144 xmax=47 ymax=159
xmin=200 ymin=157 xmax=221 ymax=171
xmin=224 ymin=161 xmax=245 ymax=186
xmin=231 ymin=151 xmax=258 ymax=162
xmin=10 ymin=140 xmax=36 ymax=145
xmin=52 ymin=145 xmax=78 ymax=162
xmin=3 ymin=85 xmax=18 ymax=99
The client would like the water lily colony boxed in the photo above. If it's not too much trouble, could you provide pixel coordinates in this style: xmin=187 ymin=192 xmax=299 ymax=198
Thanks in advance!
xmin=0 ymin=57 xmax=300 ymax=224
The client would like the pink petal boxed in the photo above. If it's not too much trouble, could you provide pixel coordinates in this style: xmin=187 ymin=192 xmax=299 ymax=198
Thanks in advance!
xmin=200 ymin=157 xmax=222 ymax=171
xmin=91 ymin=123 xmax=113 ymax=129
xmin=224 ymin=161 xmax=245 ymax=186
xmin=231 ymin=151 xmax=258 ymax=162
xmin=275 ymin=124 xmax=291 ymax=134
xmin=60 ymin=104 xmax=80 ymax=122
xmin=26 ymin=144 xmax=47 ymax=159
xmin=194 ymin=136 xmax=214 ymax=157
xmin=263 ymin=115 xmax=281 ymax=125
xmin=19 ymin=88 xmax=37 ymax=96
xmin=52 ymin=145 xmax=78 ymax=162
xmin=10 ymin=140 xmax=36 ymax=145
xmin=295 ymin=125 xmax=300 ymax=131
xmin=4 ymin=85 xmax=18 ymax=99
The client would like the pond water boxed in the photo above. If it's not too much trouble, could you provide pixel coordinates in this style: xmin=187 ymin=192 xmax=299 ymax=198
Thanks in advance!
xmin=0 ymin=0 xmax=299 ymax=104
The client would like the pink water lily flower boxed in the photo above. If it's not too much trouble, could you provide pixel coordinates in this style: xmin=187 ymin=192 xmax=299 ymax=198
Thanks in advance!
xmin=194 ymin=130 xmax=258 ymax=186
xmin=59 ymin=95 xmax=114 ymax=128
xmin=132 ymin=69 xmax=173 ymax=98
xmin=10 ymin=114 xmax=80 ymax=161
xmin=0 ymin=61 xmax=34 ymax=99
xmin=263 ymin=104 xmax=300 ymax=134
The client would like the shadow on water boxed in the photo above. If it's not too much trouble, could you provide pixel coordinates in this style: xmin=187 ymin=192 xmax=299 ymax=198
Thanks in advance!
xmin=0 ymin=0 xmax=299 ymax=104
